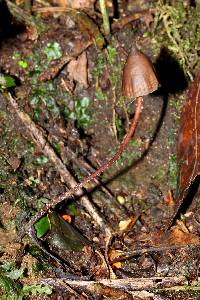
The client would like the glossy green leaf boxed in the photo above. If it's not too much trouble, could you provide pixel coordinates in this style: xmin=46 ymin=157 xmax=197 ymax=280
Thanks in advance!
xmin=34 ymin=215 xmax=50 ymax=238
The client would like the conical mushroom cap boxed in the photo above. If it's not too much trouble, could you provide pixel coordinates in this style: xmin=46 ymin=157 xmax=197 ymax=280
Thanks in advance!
xmin=122 ymin=46 xmax=158 ymax=98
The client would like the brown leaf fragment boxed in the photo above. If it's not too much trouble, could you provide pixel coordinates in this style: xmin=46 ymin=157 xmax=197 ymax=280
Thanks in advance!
xmin=112 ymin=10 xmax=154 ymax=30
xmin=167 ymin=226 xmax=200 ymax=245
xmin=67 ymin=52 xmax=88 ymax=88
xmin=167 ymin=75 xmax=200 ymax=228
xmin=7 ymin=155 xmax=21 ymax=171
xmin=164 ymin=190 xmax=175 ymax=207
xmin=39 ymin=39 xmax=91 ymax=81
xmin=53 ymin=0 xmax=95 ymax=9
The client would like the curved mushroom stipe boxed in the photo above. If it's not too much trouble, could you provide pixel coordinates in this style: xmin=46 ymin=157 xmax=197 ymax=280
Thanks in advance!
xmin=24 ymin=45 xmax=159 ymax=235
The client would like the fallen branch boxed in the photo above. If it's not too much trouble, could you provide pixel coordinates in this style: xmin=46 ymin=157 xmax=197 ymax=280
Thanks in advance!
xmin=41 ymin=276 xmax=187 ymax=291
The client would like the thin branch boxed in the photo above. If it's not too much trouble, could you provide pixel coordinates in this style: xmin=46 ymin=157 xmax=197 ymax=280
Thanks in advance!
xmin=109 ymin=243 xmax=200 ymax=263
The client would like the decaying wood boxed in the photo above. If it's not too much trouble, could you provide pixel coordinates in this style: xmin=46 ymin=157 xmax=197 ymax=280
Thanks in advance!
xmin=41 ymin=276 xmax=187 ymax=292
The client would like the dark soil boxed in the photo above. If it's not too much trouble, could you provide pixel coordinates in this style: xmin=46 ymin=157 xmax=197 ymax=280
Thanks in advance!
xmin=0 ymin=0 xmax=199 ymax=299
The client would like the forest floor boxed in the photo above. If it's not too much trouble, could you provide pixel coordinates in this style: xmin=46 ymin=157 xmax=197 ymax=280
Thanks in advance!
xmin=0 ymin=0 xmax=200 ymax=299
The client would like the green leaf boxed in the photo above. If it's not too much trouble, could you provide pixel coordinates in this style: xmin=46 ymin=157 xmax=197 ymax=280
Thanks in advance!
xmin=34 ymin=155 xmax=49 ymax=165
xmin=107 ymin=45 xmax=117 ymax=64
xmin=0 ymin=75 xmax=16 ymax=89
xmin=81 ymin=96 xmax=90 ymax=107
xmin=34 ymin=215 xmax=50 ymax=238
xmin=22 ymin=284 xmax=52 ymax=296
xmin=18 ymin=60 xmax=28 ymax=69
xmin=44 ymin=42 xmax=63 ymax=62
xmin=6 ymin=268 xmax=24 ymax=280
xmin=0 ymin=274 xmax=21 ymax=300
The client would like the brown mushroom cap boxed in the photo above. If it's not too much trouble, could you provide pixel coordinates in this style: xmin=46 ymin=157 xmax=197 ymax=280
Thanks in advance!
xmin=122 ymin=46 xmax=158 ymax=98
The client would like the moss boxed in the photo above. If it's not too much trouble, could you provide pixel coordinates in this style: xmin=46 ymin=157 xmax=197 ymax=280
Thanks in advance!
xmin=168 ymin=154 xmax=178 ymax=190
xmin=152 ymin=2 xmax=200 ymax=79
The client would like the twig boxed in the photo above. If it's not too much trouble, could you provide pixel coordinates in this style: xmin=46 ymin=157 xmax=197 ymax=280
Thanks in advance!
xmin=32 ymin=6 xmax=76 ymax=13
xmin=7 ymin=93 xmax=111 ymax=240
xmin=99 ymin=0 xmax=110 ymax=35
xmin=64 ymin=145 xmax=114 ymax=198
xmin=112 ymin=9 xmax=155 ymax=30
xmin=109 ymin=243 xmax=200 ymax=263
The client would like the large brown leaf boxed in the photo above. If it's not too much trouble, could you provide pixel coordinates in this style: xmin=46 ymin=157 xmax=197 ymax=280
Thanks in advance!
xmin=169 ymin=75 xmax=200 ymax=227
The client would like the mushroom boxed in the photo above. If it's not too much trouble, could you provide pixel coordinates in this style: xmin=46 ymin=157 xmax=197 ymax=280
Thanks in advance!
xmin=120 ymin=44 xmax=159 ymax=152
xmin=58 ymin=45 xmax=159 ymax=194
xmin=122 ymin=45 xmax=158 ymax=98
xmin=26 ymin=45 xmax=159 ymax=232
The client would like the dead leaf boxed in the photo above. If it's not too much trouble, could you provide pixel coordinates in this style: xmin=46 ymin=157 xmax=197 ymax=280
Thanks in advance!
xmin=53 ymin=0 xmax=95 ymax=9
xmin=7 ymin=155 xmax=21 ymax=171
xmin=164 ymin=190 xmax=175 ymax=207
xmin=118 ymin=218 xmax=133 ymax=231
xmin=108 ymin=249 xmax=124 ymax=262
xmin=118 ymin=214 xmax=140 ymax=231
xmin=167 ymin=226 xmax=200 ymax=245
xmin=39 ymin=39 xmax=92 ymax=81
xmin=167 ymin=75 xmax=200 ymax=228
xmin=67 ymin=52 xmax=88 ymax=87
xmin=112 ymin=261 xmax=122 ymax=269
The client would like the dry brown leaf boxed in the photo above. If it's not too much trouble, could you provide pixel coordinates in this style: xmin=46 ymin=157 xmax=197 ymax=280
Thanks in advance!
xmin=7 ymin=155 xmax=21 ymax=171
xmin=164 ymin=190 xmax=175 ymax=207
xmin=67 ymin=52 xmax=88 ymax=87
xmin=118 ymin=218 xmax=133 ymax=231
xmin=167 ymin=75 xmax=200 ymax=228
xmin=118 ymin=214 xmax=140 ymax=231
xmin=53 ymin=0 xmax=95 ymax=9
xmin=167 ymin=226 xmax=200 ymax=245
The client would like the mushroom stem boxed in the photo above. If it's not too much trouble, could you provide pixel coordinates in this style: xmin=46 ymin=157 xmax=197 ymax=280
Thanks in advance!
xmin=23 ymin=97 xmax=143 ymax=235
xmin=52 ymin=96 xmax=143 ymax=198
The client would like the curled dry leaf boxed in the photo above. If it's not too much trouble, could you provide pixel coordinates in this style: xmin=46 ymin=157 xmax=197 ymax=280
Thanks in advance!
xmin=168 ymin=75 xmax=200 ymax=227
xmin=164 ymin=190 xmax=175 ymax=207
xmin=67 ymin=52 xmax=88 ymax=88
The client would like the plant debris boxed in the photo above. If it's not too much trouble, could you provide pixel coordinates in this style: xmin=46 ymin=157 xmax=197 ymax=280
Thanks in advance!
xmin=0 ymin=0 xmax=199 ymax=299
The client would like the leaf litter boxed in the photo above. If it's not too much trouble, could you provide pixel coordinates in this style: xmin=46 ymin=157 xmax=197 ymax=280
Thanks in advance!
xmin=0 ymin=0 xmax=199 ymax=299
xmin=167 ymin=75 xmax=200 ymax=228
